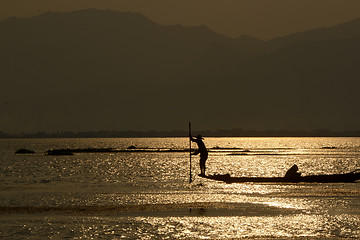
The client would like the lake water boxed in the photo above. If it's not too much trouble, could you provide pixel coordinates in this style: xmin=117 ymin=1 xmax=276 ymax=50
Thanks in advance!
xmin=0 ymin=137 xmax=359 ymax=239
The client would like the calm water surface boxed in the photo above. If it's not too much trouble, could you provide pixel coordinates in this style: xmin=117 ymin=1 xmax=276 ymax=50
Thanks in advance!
xmin=0 ymin=137 xmax=359 ymax=239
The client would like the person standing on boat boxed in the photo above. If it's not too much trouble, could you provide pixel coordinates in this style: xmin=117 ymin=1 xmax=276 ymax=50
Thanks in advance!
xmin=190 ymin=134 xmax=208 ymax=176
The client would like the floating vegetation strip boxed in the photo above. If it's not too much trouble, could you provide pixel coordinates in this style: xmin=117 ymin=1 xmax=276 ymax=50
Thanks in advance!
xmin=45 ymin=147 xmax=190 ymax=155
xmin=44 ymin=147 xmax=256 ymax=155
xmin=15 ymin=149 xmax=35 ymax=154
xmin=0 ymin=202 xmax=299 ymax=216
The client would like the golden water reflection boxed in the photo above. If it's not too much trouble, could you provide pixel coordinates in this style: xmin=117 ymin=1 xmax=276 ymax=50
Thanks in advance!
xmin=2 ymin=137 xmax=359 ymax=239
xmin=10 ymin=212 xmax=356 ymax=239
xmin=127 ymin=213 xmax=359 ymax=239
xmin=7 ymin=213 xmax=352 ymax=239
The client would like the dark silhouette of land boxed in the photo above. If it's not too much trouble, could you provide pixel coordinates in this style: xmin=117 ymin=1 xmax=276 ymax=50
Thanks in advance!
xmin=1 ymin=9 xmax=360 ymax=133
xmin=1 ymin=129 xmax=360 ymax=138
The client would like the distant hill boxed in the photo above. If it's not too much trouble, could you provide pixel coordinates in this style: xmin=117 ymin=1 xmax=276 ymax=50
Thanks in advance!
xmin=0 ymin=9 xmax=359 ymax=133
xmin=262 ymin=18 xmax=360 ymax=53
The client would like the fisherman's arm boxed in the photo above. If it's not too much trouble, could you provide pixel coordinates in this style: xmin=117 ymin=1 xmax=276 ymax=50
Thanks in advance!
xmin=191 ymin=149 xmax=200 ymax=155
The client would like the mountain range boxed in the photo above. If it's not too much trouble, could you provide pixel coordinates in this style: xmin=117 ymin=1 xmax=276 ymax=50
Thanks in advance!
xmin=1 ymin=9 xmax=359 ymax=133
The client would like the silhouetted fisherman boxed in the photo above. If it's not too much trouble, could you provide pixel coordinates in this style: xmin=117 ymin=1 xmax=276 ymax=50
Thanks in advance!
xmin=284 ymin=164 xmax=301 ymax=179
xmin=190 ymin=134 xmax=208 ymax=176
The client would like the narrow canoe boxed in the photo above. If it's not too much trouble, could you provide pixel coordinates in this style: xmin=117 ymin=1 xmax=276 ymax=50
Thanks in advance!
xmin=199 ymin=170 xmax=360 ymax=183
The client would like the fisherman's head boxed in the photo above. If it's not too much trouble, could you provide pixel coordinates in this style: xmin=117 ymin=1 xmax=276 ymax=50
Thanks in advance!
xmin=196 ymin=134 xmax=204 ymax=139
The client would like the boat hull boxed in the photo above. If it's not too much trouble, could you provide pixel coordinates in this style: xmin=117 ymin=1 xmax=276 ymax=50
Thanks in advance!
xmin=200 ymin=172 xmax=360 ymax=183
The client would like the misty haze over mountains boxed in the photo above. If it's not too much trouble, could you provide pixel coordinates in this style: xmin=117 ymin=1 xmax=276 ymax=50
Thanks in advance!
xmin=1 ymin=9 xmax=360 ymax=133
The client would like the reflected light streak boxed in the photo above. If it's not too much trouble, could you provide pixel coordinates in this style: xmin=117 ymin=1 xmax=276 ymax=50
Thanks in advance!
xmin=139 ymin=214 xmax=347 ymax=239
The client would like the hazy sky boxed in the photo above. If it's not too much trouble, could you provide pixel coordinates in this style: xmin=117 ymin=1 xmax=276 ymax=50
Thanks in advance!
xmin=1 ymin=0 xmax=360 ymax=40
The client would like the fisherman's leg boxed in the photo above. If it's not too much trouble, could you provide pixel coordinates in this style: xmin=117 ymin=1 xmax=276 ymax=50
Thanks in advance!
xmin=202 ymin=160 xmax=206 ymax=175
xmin=203 ymin=155 xmax=208 ymax=175
xmin=200 ymin=158 xmax=206 ymax=175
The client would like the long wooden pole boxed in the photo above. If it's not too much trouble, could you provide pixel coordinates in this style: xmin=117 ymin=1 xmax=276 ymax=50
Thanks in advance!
xmin=189 ymin=122 xmax=192 ymax=183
